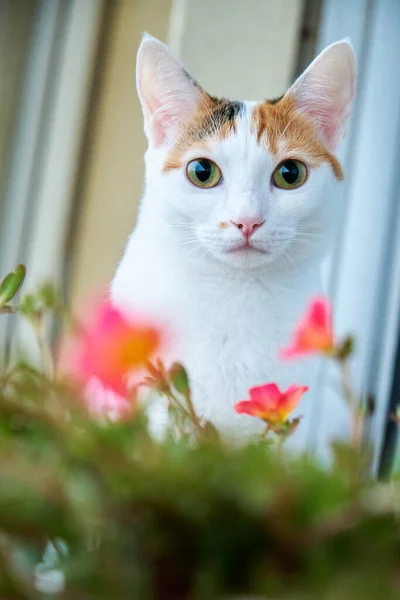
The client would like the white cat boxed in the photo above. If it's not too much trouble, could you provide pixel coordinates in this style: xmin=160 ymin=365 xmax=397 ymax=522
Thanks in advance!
xmin=111 ymin=34 xmax=356 ymax=449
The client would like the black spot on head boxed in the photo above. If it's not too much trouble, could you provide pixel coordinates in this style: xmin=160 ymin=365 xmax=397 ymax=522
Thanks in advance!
xmin=212 ymin=99 xmax=245 ymax=124
xmin=192 ymin=97 xmax=245 ymax=140
xmin=174 ymin=96 xmax=245 ymax=148
xmin=208 ymin=96 xmax=244 ymax=117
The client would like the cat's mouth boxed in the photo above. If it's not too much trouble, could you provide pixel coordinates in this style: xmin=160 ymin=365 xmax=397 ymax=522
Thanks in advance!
xmin=225 ymin=242 xmax=268 ymax=255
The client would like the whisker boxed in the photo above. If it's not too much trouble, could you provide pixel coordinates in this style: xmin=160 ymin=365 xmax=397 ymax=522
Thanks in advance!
xmin=282 ymin=250 xmax=300 ymax=275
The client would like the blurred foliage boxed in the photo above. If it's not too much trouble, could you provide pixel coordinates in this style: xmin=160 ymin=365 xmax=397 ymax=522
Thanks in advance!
xmin=0 ymin=268 xmax=399 ymax=600
xmin=0 ymin=264 xmax=26 ymax=313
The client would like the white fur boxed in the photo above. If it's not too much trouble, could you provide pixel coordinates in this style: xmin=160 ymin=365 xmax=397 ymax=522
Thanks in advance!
xmin=110 ymin=37 xmax=356 ymax=450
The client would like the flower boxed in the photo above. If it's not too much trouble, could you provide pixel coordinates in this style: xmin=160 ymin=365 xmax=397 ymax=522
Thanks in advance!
xmin=280 ymin=296 xmax=334 ymax=360
xmin=71 ymin=300 xmax=161 ymax=397
xmin=234 ymin=383 xmax=308 ymax=424
xmin=84 ymin=377 xmax=133 ymax=421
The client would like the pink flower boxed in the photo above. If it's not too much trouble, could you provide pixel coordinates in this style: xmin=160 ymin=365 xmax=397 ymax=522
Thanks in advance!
xmin=234 ymin=383 xmax=308 ymax=424
xmin=70 ymin=300 xmax=162 ymax=398
xmin=280 ymin=296 xmax=334 ymax=360
xmin=84 ymin=377 xmax=134 ymax=421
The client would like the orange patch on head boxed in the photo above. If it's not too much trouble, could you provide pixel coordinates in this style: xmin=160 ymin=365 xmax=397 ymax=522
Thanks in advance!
xmin=251 ymin=95 xmax=343 ymax=180
xmin=163 ymin=95 xmax=244 ymax=172
xmin=219 ymin=221 xmax=229 ymax=230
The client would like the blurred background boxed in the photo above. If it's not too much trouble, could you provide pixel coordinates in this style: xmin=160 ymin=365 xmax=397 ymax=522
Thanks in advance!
xmin=1 ymin=0 xmax=400 ymax=470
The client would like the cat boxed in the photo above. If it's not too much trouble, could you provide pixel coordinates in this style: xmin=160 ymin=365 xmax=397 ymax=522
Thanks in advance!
xmin=111 ymin=34 xmax=356 ymax=449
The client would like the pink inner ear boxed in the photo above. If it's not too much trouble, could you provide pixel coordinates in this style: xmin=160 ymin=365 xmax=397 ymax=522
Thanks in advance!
xmin=288 ymin=42 xmax=356 ymax=151
xmin=323 ymin=121 xmax=342 ymax=150
xmin=148 ymin=104 xmax=173 ymax=148
xmin=138 ymin=66 xmax=169 ymax=146
xmin=148 ymin=92 xmax=202 ymax=148
xmin=137 ymin=42 xmax=202 ymax=148
xmin=293 ymin=86 xmax=352 ymax=151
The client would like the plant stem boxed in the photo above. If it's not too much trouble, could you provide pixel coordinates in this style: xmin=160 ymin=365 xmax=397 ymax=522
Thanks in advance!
xmin=165 ymin=389 xmax=204 ymax=436
xmin=166 ymin=390 xmax=196 ymax=428
xmin=0 ymin=303 xmax=18 ymax=314
xmin=337 ymin=357 xmax=364 ymax=450
xmin=261 ymin=424 xmax=271 ymax=439
xmin=183 ymin=390 xmax=203 ymax=432
xmin=32 ymin=317 xmax=54 ymax=380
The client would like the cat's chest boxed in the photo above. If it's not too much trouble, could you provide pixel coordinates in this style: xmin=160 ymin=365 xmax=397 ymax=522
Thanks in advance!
xmin=112 ymin=253 xmax=321 ymax=446
xmin=167 ymin=281 xmax=303 ymax=389
xmin=167 ymin=287 xmax=315 ymax=440
xmin=177 ymin=293 xmax=282 ymax=372
xmin=115 ymin=256 xmax=310 ymax=384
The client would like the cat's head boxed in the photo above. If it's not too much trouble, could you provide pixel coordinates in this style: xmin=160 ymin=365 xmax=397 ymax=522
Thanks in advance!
xmin=136 ymin=34 xmax=356 ymax=272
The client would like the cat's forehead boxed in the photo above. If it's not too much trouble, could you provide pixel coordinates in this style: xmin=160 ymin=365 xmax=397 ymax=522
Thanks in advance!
xmin=163 ymin=94 xmax=342 ymax=180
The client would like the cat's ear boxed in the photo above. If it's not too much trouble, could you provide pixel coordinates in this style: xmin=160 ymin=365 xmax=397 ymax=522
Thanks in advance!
xmin=136 ymin=34 xmax=203 ymax=147
xmin=287 ymin=39 xmax=356 ymax=151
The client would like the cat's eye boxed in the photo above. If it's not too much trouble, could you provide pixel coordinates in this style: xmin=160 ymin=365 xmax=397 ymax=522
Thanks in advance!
xmin=186 ymin=158 xmax=222 ymax=189
xmin=272 ymin=159 xmax=307 ymax=190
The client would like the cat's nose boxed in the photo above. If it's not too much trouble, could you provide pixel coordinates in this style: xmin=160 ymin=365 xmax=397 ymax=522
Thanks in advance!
xmin=230 ymin=218 xmax=265 ymax=239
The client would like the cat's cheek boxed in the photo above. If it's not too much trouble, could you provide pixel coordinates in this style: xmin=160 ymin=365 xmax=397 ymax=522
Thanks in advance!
xmin=274 ymin=190 xmax=315 ymax=222
xmin=275 ymin=165 xmax=336 ymax=219
xmin=187 ymin=189 xmax=224 ymax=223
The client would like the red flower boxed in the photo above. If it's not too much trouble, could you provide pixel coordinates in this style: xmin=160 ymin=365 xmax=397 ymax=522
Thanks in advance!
xmin=71 ymin=300 xmax=161 ymax=397
xmin=234 ymin=383 xmax=308 ymax=424
xmin=280 ymin=296 xmax=334 ymax=360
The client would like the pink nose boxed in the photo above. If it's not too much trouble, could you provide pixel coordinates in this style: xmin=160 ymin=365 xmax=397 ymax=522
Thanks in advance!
xmin=230 ymin=218 xmax=265 ymax=239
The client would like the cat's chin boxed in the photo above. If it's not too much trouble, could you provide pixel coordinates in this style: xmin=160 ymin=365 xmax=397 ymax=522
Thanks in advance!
xmin=203 ymin=245 xmax=279 ymax=271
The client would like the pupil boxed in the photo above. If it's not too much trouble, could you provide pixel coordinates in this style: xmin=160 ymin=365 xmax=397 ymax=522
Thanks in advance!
xmin=281 ymin=160 xmax=299 ymax=184
xmin=195 ymin=159 xmax=212 ymax=182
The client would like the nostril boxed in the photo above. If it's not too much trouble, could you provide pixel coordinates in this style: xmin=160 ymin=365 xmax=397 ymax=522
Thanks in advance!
xmin=253 ymin=220 xmax=265 ymax=231
xmin=230 ymin=219 xmax=265 ymax=237
xmin=230 ymin=221 xmax=244 ymax=230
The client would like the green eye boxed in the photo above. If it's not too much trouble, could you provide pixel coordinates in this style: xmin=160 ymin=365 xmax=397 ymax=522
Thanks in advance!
xmin=272 ymin=159 xmax=307 ymax=190
xmin=186 ymin=158 xmax=222 ymax=189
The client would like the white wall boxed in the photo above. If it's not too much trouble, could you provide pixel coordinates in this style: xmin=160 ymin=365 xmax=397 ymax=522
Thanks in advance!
xmin=170 ymin=0 xmax=304 ymax=99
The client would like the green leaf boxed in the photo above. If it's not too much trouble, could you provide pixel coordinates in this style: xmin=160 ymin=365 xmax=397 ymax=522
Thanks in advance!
xmin=37 ymin=281 xmax=58 ymax=309
xmin=169 ymin=362 xmax=190 ymax=395
xmin=336 ymin=335 xmax=355 ymax=360
xmin=19 ymin=293 xmax=38 ymax=315
xmin=0 ymin=264 xmax=26 ymax=304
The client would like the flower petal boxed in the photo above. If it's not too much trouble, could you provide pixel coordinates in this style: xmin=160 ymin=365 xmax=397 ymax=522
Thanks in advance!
xmin=280 ymin=297 xmax=334 ymax=359
xmin=234 ymin=400 xmax=267 ymax=418
xmin=308 ymin=296 xmax=331 ymax=330
xmin=277 ymin=385 xmax=308 ymax=420
xmin=67 ymin=299 xmax=163 ymax=411
xmin=249 ymin=383 xmax=281 ymax=410
xmin=279 ymin=345 xmax=303 ymax=360
xmin=235 ymin=382 xmax=308 ymax=425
